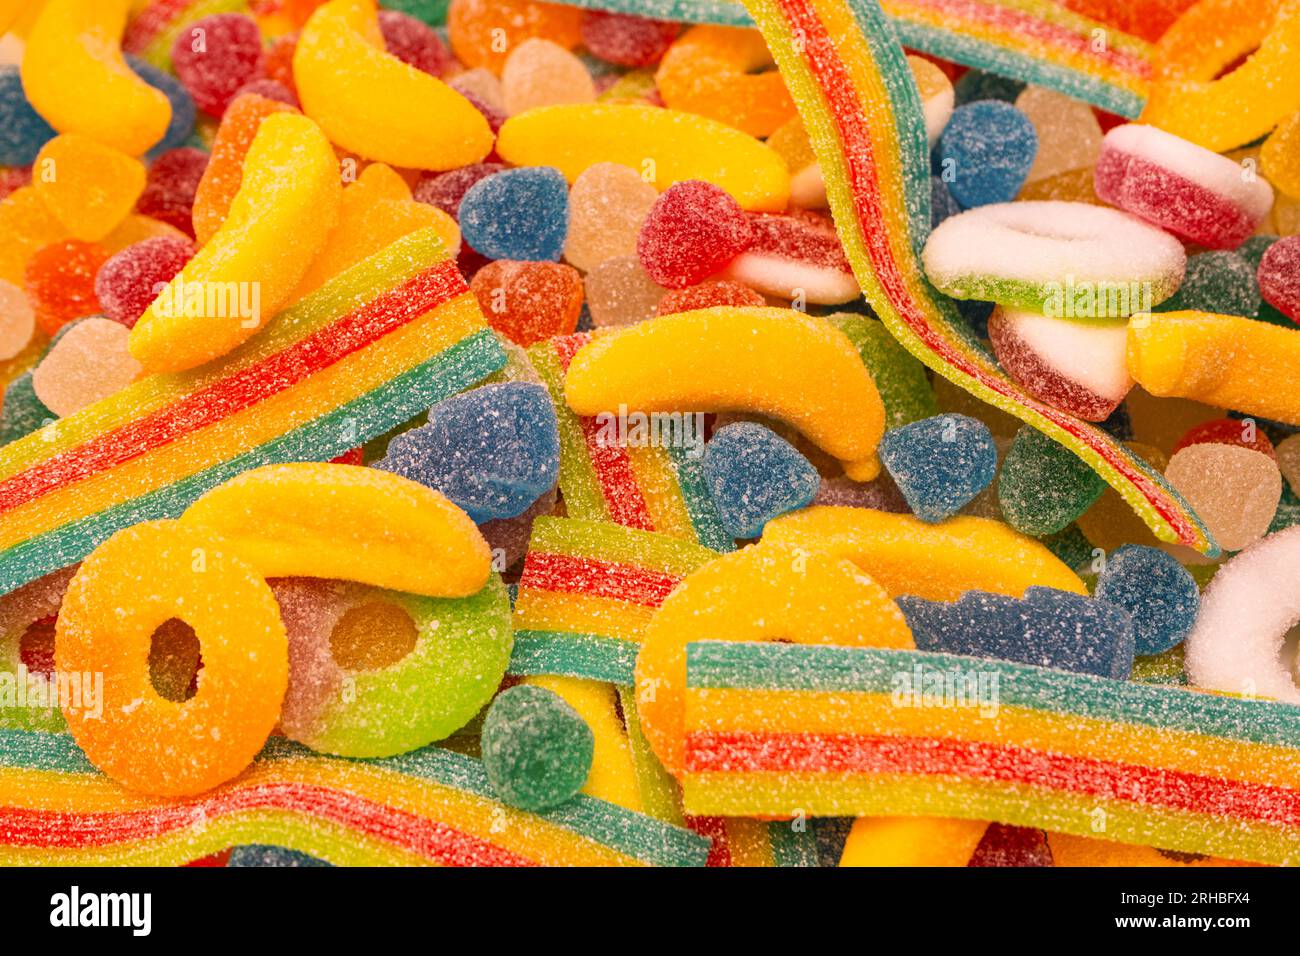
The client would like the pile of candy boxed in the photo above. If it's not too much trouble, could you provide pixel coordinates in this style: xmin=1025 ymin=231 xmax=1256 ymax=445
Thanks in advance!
xmin=0 ymin=0 xmax=1297 ymax=868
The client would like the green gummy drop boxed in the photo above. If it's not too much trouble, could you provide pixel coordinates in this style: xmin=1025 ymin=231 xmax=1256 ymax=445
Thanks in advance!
xmin=481 ymin=684 xmax=594 ymax=812
xmin=998 ymin=426 xmax=1106 ymax=536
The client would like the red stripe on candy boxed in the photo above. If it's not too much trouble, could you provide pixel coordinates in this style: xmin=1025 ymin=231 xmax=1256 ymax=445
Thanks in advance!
xmin=0 ymin=260 xmax=467 ymax=516
xmin=519 ymin=551 xmax=682 ymax=607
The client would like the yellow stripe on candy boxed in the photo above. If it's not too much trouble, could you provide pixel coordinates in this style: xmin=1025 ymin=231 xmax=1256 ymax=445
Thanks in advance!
xmin=839 ymin=816 xmax=989 ymax=866
xmin=513 ymin=590 xmax=658 ymax=643
xmin=624 ymin=444 xmax=696 ymax=542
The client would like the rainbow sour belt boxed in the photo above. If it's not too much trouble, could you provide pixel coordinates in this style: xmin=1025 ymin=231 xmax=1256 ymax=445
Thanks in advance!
xmin=682 ymin=642 xmax=1300 ymax=865
xmin=553 ymin=0 xmax=1153 ymax=117
xmin=529 ymin=334 xmax=732 ymax=551
xmin=510 ymin=516 xmax=717 ymax=684
xmin=740 ymin=0 xmax=1214 ymax=554
xmin=0 ymin=731 xmax=711 ymax=866
xmin=0 ymin=228 xmax=506 ymax=593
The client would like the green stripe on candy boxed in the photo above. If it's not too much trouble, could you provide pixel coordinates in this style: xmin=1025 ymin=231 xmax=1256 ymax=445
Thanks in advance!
xmin=768 ymin=820 xmax=821 ymax=866
xmin=527 ymin=344 xmax=607 ymax=521
xmin=508 ymin=630 xmax=638 ymax=686
xmin=685 ymin=641 xmax=1300 ymax=749
xmin=527 ymin=516 xmax=718 ymax=576
xmin=665 ymin=443 xmax=734 ymax=552
xmin=0 ymin=330 xmax=506 ymax=593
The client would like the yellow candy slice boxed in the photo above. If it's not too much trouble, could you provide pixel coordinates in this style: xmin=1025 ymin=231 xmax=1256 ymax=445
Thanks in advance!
xmin=523 ymin=675 xmax=643 ymax=813
xmin=290 ymin=162 xmax=460 ymax=300
xmin=129 ymin=112 xmax=342 ymax=374
xmin=1262 ymin=111 xmax=1300 ymax=200
xmin=497 ymin=103 xmax=790 ymax=213
xmin=564 ymin=306 xmax=885 ymax=480
xmin=181 ymin=463 xmax=492 ymax=598
xmin=33 ymin=134 xmax=146 ymax=242
xmin=762 ymin=505 xmax=1087 ymax=600
xmin=293 ymin=0 xmax=493 ymax=171
xmin=840 ymin=817 xmax=989 ymax=866
xmin=20 ymin=0 xmax=171 ymax=157
xmin=635 ymin=542 xmax=912 ymax=776
xmin=1127 ymin=310 xmax=1300 ymax=426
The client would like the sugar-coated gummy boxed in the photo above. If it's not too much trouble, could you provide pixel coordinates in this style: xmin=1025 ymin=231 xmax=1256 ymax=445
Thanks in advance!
xmin=998 ymin=425 xmax=1107 ymax=536
xmin=703 ymin=422 xmax=820 ymax=539
xmin=937 ymin=101 xmax=1037 ymax=208
xmin=1095 ymin=544 xmax=1200 ymax=655
xmin=1158 ymin=250 xmax=1259 ymax=318
xmin=481 ymin=684 xmax=594 ymax=811
xmin=459 ymin=167 xmax=570 ymax=262
xmin=0 ymin=67 xmax=57 ymax=167
xmin=127 ymin=57 xmax=198 ymax=159
xmin=878 ymin=414 xmax=997 ymax=523
xmin=378 ymin=382 xmax=560 ymax=525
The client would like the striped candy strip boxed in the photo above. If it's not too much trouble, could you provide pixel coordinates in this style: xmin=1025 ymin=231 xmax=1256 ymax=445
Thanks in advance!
xmin=0 ymin=731 xmax=710 ymax=867
xmin=743 ymin=0 xmax=1215 ymax=554
xmin=510 ymin=516 xmax=717 ymax=685
xmin=0 ymin=228 xmax=505 ymax=593
xmin=528 ymin=334 xmax=732 ymax=551
xmin=552 ymin=0 xmax=1153 ymax=116
xmin=123 ymin=0 xmax=249 ymax=69
xmin=682 ymin=642 xmax=1300 ymax=864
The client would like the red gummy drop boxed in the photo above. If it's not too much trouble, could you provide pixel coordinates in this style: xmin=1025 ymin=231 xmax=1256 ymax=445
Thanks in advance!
xmin=1259 ymin=235 xmax=1300 ymax=323
xmin=470 ymin=259 xmax=584 ymax=346
xmin=636 ymin=180 xmax=753 ymax=289
xmin=580 ymin=11 xmax=680 ymax=68
xmin=657 ymin=280 xmax=764 ymax=315
xmin=94 ymin=235 xmax=197 ymax=328
xmin=24 ymin=239 xmax=111 ymax=337
xmin=1173 ymin=417 xmax=1276 ymax=460
xmin=137 ymin=148 xmax=210 ymax=239
xmin=379 ymin=9 xmax=455 ymax=77
xmin=170 ymin=13 xmax=266 ymax=116
xmin=967 ymin=824 xmax=1054 ymax=867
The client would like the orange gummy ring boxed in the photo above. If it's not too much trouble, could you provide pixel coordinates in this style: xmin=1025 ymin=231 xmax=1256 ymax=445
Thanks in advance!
xmin=634 ymin=542 xmax=913 ymax=777
xmin=55 ymin=520 xmax=288 ymax=797
xmin=655 ymin=25 xmax=796 ymax=138
xmin=1140 ymin=0 xmax=1300 ymax=151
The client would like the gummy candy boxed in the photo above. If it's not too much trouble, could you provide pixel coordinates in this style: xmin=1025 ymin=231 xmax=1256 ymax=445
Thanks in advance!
xmin=0 ymin=66 xmax=57 ymax=167
xmin=459 ymin=166 xmax=569 ymax=261
xmin=94 ymin=236 xmax=197 ymax=327
xmin=580 ymin=10 xmax=679 ymax=67
xmin=33 ymin=134 xmax=146 ymax=243
xmin=138 ymin=146 xmax=209 ymax=240
xmin=636 ymin=542 xmax=912 ymax=775
xmin=293 ymin=0 xmax=493 ymax=170
xmin=831 ymin=314 xmax=938 ymax=429
xmin=563 ymin=307 xmax=886 ymax=481
xmin=563 ymin=162 xmax=657 ymax=273
xmin=877 ymin=414 xmax=997 ymax=522
xmin=55 ymin=519 xmax=288 ymax=796
xmin=584 ymin=257 xmax=666 ymax=327
xmin=1094 ymin=544 xmax=1199 ymax=655
xmin=170 ymin=13 xmax=265 ymax=117
xmin=273 ymin=575 xmax=513 ymax=758
xmin=908 ymin=55 xmax=954 ymax=147
xmin=378 ymin=8 xmax=454 ymax=77
xmin=1095 ymin=124 xmax=1274 ymax=250
xmin=1127 ymin=310 xmax=1300 ymax=425
xmin=0 ymin=372 xmax=54 ymax=445
xmin=126 ymin=57 xmax=198 ymax=159
xmin=840 ymin=817 xmax=990 ymax=867
xmin=1157 ymin=251 xmax=1259 ymax=318
xmin=0 ymin=229 xmax=503 ymax=594
xmin=637 ymin=180 xmax=753 ymax=289
xmin=413 ymin=162 xmax=509 ymax=219
xmin=721 ymin=211 xmax=859 ymax=305
xmin=481 ymin=684 xmax=594 ymax=811
xmin=21 ymin=0 xmax=173 ymax=158
xmin=702 ymin=422 xmax=819 ymax=539
xmin=1015 ymin=85 xmax=1102 ymax=186
xmin=130 ymin=112 xmax=341 ymax=373
xmin=0 ymin=566 xmax=75 ymax=733
xmin=1163 ymin=442 xmax=1281 ymax=552
xmin=31 ymin=317 xmax=142 ymax=417
xmin=496 ymin=103 xmax=790 ymax=212
xmin=998 ymin=425 xmax=1107 ymax=536
xmin=937 ymin=101 xmax=1038 ymax=208
xmin=182 ymin=464 xmax=493 ymax=597
xmin=447 ymin=0 xmax=584 ymax=74
xmin=23 ymin=239 xmax=110 ymax=337
xmin=377 ymin=382 xmax=560 ymax=523
xmin=1261 ymin=110 xmax=1300 ymax=200
xmin=470 ymin=259 xmax=583 ymax=345
xmin=988 ymin=307 xmax=1134 ymax=421
xmin=0 ymin=280 xmax=35 ymax=361
xmin=654 ymin=25 xmax=794 ymax=138
xmin=1258 ymin=235 xmax=1300 ymax=322
xmin=501 ymin=38 xmax=596 ymax=115
xmin=900 ymin=586 xmax=1135 ymax=678
xmin=922 ymin=201 xmax=1185 ymax=316
xmin=767 ymin=116 xmax=825 ymax=209
xmin=658 ymin=281 xmax=764 ymax=316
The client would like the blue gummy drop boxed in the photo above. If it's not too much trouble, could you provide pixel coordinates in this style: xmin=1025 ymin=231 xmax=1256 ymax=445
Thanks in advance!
xmin=703 ymin=422 xmax=820 ymax=539
xmin=930 ymin=174 xmax=961 ymax=229
xmin=0 ymin=66 xmax=57 ymax=166
xmin=128 ymin=56 xmax=197 ymax=160
xmin=458 ymin=166 xmax=569 ymax=261
xmin=1094 ymin=544 xmax=1199 ymax=656
xmin=938 ymin=100 xmax=1037 ymax=208
xmin=376 ymin=381 xmax=559 ymax=524
xmin=898 ymin=586 xmax=1135 ymax=679
xmin=878 ymin=413 xmax=997 ymax=522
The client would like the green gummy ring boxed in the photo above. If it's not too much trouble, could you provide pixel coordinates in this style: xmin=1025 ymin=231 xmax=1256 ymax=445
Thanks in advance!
xmin=280 ymin=575 xmax=514 ymax=759
xmin=921 ymin=200 xmax=1187 ymax=321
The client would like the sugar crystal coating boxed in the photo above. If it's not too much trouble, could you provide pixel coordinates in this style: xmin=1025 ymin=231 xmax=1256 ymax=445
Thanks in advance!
xmin=878 ymin=414 xmax=997 ymax=523
xmin=1095 ymin=544 xmax=1200 ymax=655
xmin=481 ymin=684 xmax=594 ymax=811
xmin=703 ymin=422 xmax=820 ymax=539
